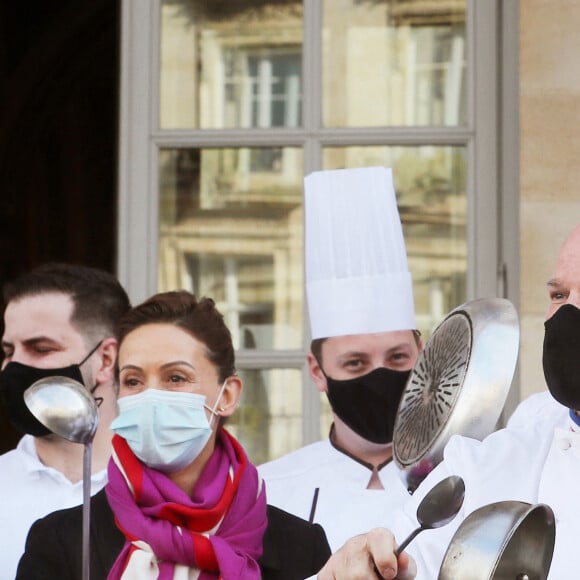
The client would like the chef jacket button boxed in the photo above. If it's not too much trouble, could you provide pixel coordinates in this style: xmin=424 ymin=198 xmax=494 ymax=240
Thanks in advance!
xmin=557 ymin=438 xmax=571 ymax=450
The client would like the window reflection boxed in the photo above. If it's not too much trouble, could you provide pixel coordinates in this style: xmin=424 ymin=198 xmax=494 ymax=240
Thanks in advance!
xmin=224 ymin=48 xmax=302 ymax=128
xmin=156 ymin=1 xmax=471 ymax=463
xmin=228 ymin=368 xmax=303 ymax=464
xmin=185 ymin=254 xmax=275 ymax=350
xmin=323 ymin=146 xmax=467 ymax=335
xmin=158 ymin=147 xmax=304 ymax=350
xmin=322 ymin=0 xmax=466 ymax=127
xmin=160 ymin=0 xmax=303 ymax=129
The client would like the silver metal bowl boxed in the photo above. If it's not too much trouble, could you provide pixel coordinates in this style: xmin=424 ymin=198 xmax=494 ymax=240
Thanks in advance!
xmin=393 ymin=298 xmax=519 ymax=491
xmin=24 ymin=376 xmax=99 ymax=444
xmin=438 ymin=501 xmax=555 ymax=580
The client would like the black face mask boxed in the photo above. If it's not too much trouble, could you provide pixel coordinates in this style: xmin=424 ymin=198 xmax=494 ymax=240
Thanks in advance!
xmin=543 ymin=304 xmax=580 ymax=410
xmin=0 ymin=342 xmax=101 ymax=436
xmin=324 ymin=366 xmax=410 ymax=444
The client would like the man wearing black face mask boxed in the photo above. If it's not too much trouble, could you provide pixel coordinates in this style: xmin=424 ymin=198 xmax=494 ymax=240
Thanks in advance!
xmin=259 ymin=167 xmax=423 ymax=552
xmin=507 ymin=302 xmax=580 ymax=431
xmin=507 ymin=222 xmax=580 ymax=432
xmin=348 ymin=223 xmax=580 ymax=578
xmin=0 ymin=263 xmax=131 ymax=579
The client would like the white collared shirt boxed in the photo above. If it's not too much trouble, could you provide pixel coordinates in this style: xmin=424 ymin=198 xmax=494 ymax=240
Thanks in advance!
xmin=258 ymin=436 xmax=411 ymax=552
xmin=0 ymin=435 xmax=107 ymax=579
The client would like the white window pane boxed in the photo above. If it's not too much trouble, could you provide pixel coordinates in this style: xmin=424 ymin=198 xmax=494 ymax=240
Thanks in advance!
xmin=158 ymin=147 xmax=304 ymax=350
xmin=160 ymin=0 xmax=303 ymax=129
xmin=230 ymin=368 xmax=303 ymax=463
xmin=322 ymin=0 xmax=466 ymax=127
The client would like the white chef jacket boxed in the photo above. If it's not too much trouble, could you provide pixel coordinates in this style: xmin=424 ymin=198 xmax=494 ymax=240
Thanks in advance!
xmin=507 ymin=390 xmax=568 ymax=430
xmin=0 ymin=435 xmax=107 ymax=580
xmin=258 ymin=434 xmax=411 ymax=551
xmin=392 ymin=405 xmax=579 ymax=579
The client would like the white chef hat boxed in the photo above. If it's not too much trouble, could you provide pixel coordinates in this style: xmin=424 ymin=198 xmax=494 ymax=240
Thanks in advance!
xmin=305 ymin=166 xmax=416 ymax=340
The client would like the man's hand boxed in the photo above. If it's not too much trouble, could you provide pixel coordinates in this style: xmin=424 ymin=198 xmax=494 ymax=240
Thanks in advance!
xmin=317 ymin=528 xmax=417 ymax=579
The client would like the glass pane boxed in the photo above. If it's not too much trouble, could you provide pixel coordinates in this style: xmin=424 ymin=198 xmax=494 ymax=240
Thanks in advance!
xmin=322 ymin=0 xmax=466 ymax=127
xmin=323 ymin=146 xmax=467 ymax=336
xmin=160 ymin=1 xmax=303 ymax=129
xmin=158 ymin=147 xmax=304 ymax=349
xmin=228 ymin=368 xmax=303 ymax=463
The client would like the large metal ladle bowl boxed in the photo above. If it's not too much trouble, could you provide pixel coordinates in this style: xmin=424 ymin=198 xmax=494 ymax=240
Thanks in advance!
xmin=24 ymin=376 xmax=99 ymax=580
xmin=24 ymin=376 xmax=98 ymax=443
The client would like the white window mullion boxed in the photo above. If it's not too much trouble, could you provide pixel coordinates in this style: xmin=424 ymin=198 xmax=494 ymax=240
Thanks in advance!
xmin=302 ymin=0 xmax=322 ymax=141
xmin=470 ymin=0 xmax=500 ymax=300
xmin=301 ymin=0 xmax=323 ymax=444
xmin=257 ymin=57 xmax=273 ymax=128
xmin=285 ymin=73 xmax=300 ymax=127
xmin=224 ymin=257 xmax=241 ymax=348
xmin=117 ymin=0 xmax=159 ymax=305
xmin=445 ymin=35 xmax=464 ymax=126
xmin=499 ymin=0 xmax=521 ymax=420
xmin=118 ymin=0 xmax=517 ymax=450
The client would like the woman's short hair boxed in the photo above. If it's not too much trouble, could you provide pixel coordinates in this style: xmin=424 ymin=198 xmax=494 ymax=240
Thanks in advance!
xmin=118 ymin=290 xmax=235 ymax=382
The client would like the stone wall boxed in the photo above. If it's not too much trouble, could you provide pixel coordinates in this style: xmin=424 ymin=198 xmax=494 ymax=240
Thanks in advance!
xmin=519 ymin=0 xmax=580 ymax=399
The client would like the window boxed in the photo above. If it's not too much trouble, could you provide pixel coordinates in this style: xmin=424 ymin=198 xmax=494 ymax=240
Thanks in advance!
xmin=118 ymin=0 xmax=517 ymax=461
xmin=223 ymin=49 xmax=302 ymax=129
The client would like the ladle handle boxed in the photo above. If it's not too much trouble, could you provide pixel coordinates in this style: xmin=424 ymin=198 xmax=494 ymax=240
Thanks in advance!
xmin=394 ymin=525 xmax=425 ymax=557
xmin=82 ymin=442 xmax=92 ymax=580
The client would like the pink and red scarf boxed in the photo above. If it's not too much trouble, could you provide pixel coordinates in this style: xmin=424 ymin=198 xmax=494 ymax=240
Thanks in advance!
xmin=105 ymin=429 xmax=267 ymax=579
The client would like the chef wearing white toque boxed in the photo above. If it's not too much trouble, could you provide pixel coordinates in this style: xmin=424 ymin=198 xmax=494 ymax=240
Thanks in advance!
xmin=259 ymin=166 xmax=423 ymax=552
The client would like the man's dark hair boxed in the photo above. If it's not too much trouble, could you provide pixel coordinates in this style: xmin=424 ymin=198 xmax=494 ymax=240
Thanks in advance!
xmin=3 ymin=262 xmax=131 ymax=344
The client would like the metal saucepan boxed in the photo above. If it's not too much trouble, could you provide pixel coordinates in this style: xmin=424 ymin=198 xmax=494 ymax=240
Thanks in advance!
xmin=438 ymin=501 xmax=555 ymax=580
xmin=393 ymin=298 xmax=519 ymax=491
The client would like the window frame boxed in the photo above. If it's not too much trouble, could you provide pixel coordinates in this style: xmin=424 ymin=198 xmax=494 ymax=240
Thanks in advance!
xmin=117 ymin=0 xmax=520 ymax=444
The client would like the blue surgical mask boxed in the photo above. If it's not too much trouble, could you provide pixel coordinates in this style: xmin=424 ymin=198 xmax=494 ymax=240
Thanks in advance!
xmin=110 ymin=382 xmax=226 ymax=473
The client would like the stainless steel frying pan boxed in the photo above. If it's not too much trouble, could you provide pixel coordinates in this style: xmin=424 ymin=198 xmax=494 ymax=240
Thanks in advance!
xmin=438 ymin=501 xmax=555 ymax=579
xmin=393 ymin=298 xmax=519 ymax=491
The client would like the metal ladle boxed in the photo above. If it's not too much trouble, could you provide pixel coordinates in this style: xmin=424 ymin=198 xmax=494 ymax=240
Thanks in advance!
xmin=24 ymin=376 xmax=99 ymax=580
xmin=395 ymin=475 xmax=465 ymax=556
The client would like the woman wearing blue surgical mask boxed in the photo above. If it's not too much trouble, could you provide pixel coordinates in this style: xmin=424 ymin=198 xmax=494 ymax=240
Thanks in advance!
xmin=106 ymin=291 xmax=266 ymax=579
xmin=17 ymin=290 xmax=335 ymax=580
